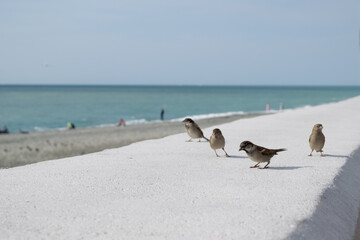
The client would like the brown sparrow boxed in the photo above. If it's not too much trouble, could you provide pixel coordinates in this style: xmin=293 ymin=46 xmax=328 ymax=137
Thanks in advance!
xmin=210 ymin=128 xmax=229 ymax=157
xmin=309 ymin=124 xmax=325 ymax=156
xmin=182 ymin=118 xmax=209 ymax=142
xmin=239 ymin=141 xmax=286 ymax=169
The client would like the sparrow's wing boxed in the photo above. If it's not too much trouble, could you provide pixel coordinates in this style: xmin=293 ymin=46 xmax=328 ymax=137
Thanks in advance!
xmin=194 ymin=124 xmax=204 ymax=135
xmin=257 ymin=146 xmax=285 ymax=156
xmin=195 ymin=123 xmax=209 ymax=141
xmin=257 ymin=146 xmax=275 ymax=156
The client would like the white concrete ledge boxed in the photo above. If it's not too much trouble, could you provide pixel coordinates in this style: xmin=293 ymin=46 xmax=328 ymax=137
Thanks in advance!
xmin=286 ymin=146 xmax=360 ymax=240
xmin=1 ymin=97 xmax=360 ymax=240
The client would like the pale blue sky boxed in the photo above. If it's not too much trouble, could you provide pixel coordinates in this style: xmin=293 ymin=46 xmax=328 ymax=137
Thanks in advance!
xmin=0 ymin=0 xmax=359 ymax=85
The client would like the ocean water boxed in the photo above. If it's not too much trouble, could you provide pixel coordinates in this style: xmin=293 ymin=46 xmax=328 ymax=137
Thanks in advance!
xmin=0 ymin=85 xmax=359 ymax=133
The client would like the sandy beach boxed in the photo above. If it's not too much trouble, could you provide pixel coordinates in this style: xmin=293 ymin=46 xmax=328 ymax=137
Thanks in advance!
xmin=1 ymin=97 xmax=360 ymax=239
xmin=0 ymin=113 xmax=265 ymax=168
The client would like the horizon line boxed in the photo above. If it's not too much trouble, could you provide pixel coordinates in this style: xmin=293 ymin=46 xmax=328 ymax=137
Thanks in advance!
xmin=1 ymin=84 xmax=360 ymax=87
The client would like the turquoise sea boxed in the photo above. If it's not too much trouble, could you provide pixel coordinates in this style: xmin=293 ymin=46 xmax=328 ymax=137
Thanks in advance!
xmin=0 ymin=85 xmax=359 ymax=133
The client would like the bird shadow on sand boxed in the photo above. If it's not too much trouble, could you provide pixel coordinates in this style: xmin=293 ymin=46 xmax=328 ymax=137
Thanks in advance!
xmin=267 ymin=166 xmax=312 ymax=171
xmin=322 ymin=154 xmax=349 ymax=158
xmin=227 ymin=155 xmax=248 ymax=159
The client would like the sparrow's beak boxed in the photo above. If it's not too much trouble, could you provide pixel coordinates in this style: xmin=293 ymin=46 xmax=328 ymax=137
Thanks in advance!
xmin=239 ymin=147 xmax=244 ymax=151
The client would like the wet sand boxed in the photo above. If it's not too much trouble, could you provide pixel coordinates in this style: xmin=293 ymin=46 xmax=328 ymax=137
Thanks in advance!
xmin=0 ymin=113 xmax=265 ymax=168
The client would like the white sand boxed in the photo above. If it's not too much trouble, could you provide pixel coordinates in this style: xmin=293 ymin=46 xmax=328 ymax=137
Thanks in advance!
xmin=1 ymin=97 xmax=360 ymax=239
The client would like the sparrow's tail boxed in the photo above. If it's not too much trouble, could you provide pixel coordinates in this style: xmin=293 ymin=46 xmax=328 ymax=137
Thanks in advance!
xmin=203 ymin=136 xmax=210 ymax=142
xmin=274 ymin=148 xmax=286 ymax=154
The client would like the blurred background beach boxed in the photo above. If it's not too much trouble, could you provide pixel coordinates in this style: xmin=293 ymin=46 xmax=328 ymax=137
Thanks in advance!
xmin=1 ymin=85 xmax=359 ymax=133
xmin=1 ymin=85 xmax=359 ymax=168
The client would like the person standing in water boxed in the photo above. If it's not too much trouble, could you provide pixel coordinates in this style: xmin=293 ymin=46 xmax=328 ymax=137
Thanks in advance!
xmin=160 ymin=108 xmax=165 ymax=120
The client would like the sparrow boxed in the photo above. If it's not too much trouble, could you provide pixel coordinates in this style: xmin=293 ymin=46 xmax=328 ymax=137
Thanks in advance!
xmin=182 ymin=118 xmax=209 ymax=142
xmin=239 ymin=141 xmax=286 ymax=169
xmin=210 ymin=128 xmax=229 ymax=157
xmin=308 ymin=124 xmax=325 ymax=156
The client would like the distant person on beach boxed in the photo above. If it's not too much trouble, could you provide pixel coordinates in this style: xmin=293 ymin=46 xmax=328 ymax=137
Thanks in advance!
xmin=67 ymin=122 xmax=76 ymax=130
xmin=118 ymin=119 xmax=126 ymax=127
xmin=279 ymin=103 xmax=284 ymax=111
xmin=0 ymin=125 xmax=9 ymax=134
xmin=160 ymin=108 xmax=165 ymax=120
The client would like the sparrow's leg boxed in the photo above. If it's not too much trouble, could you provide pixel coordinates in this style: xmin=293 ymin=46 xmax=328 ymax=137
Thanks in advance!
xmin=222 ymin=148 xmax=230 ymax=157
xmin=320 ymin=151 xmax=324 ymax=157
xmin=308 ymin=150 xmax=313 ymax=156
xmin=214 ymin=150 xmax=219 ymax=157
xmin=186 ymin=138 xmax=193 ymax=142
xmin=250 ymin=163 xmax=260 ymax=168
xmin=198 ymin=139 xmax=201 ymax=142
xmin=261 ymin=162 xmax=270 ymax=169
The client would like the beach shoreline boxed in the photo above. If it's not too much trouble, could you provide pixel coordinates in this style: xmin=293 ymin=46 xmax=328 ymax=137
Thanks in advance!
xmin=0 ymin=113 xmax=266 ymax=168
